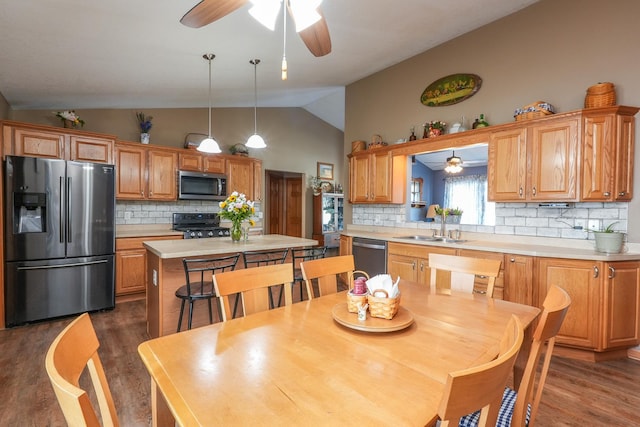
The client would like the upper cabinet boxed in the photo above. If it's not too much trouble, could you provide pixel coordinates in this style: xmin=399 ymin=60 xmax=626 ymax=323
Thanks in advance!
xmin=227 ymin=157 xmax=262 ymax=202
xmin=349 ymin=150 xmax=406 ymax=204
xmin=115 ymin=142 xmax=177 ymax=201
xmin=489 ymin=116 xmax=579 ymax=201
xmin=178 ymin=151 xmax=226 ymax=174
xmin=488 ymin=106 xmax=638 ymax=202
xmin=2 ymin=121 xmax=114 ymax=164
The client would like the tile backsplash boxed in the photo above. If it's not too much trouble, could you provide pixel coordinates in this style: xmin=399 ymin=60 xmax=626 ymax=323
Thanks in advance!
xmin=116 ymin=200 xmax=262 ymax=225
xmin=352 ymin=202 xmax=628 ymax=240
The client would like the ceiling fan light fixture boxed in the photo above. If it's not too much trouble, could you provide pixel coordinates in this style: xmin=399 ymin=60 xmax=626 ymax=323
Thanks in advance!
xmin=197 ymin=53 xmax=222 ymax=154
xmin=246 ymin=59 xmax=266 ymax=149
xmin=248 ymin=0 xmax=282 ymax=31
xmin=444 ymin=151 xmax=463 ymax=174
xmin=289 ymin=0 xmax=322 ymax=32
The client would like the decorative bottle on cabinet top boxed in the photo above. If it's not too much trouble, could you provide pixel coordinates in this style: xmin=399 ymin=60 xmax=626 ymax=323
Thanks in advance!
xmin=475 ymin=114 xmax=489 ymax=128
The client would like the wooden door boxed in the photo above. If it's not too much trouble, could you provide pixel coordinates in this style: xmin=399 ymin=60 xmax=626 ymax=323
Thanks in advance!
xmin=581 ymin=113 xmax=615 ymax=200
xmin=387 ymin=254 xmax=419 ymax=282
xmin=227 ymin=158 xmax=254 ymax=199
xmin=371 ymin=151 xmax=392 ymax=203
xmin=350 ymin=155 xmax=370 ymax=202
xmin=285 ymin=177 xmax=303 ymax=237
xmin=538 ymin=257 xmax=601 ymax=349
xmin=203 ymin=155 xmax=225 ymax=173
xmin=115 ymin=145 xmax=146 ymax=199
xmin=13 ymin=127 xmax=66 ymax=159
xmin=148 ymin=150 xmax=177 ymax=200
xmin=614 ymin=113 xmax=635 ymax=200
xmin=115 ymin=248 xmax=147 ymax=295
xmin=69 ymin=135 xmax=114 ymax=164
xmin=503 ymin=254 xmax=534 ymax=305
xmin=179 ymin=152 xmax=202 ymax=171
xmin=603 ymin=261 xmax=640 ymax=348
xmin=268 ymin=175 xmax=284 ymax=235
xmin=528 ymin=118 xmax=579 ymax=201
xmin=488 ymin=127 xmax=527 ymax=201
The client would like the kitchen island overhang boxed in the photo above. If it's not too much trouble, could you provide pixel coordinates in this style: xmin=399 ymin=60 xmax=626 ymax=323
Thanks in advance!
xmin=143 ymin=234 xmax=318 ymax=337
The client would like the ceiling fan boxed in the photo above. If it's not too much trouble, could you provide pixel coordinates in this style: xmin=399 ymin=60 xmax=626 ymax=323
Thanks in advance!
xmin=180 ymin=0 xmax=332 ymax=57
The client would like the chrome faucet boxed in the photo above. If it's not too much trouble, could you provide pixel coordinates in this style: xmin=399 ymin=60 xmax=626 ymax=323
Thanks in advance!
xmin=439 ymin=213 xmax=446 ymax=238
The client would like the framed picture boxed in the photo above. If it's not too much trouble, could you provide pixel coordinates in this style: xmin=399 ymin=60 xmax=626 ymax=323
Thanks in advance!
xmin=317 ymin=162 xmax=334 ymax=180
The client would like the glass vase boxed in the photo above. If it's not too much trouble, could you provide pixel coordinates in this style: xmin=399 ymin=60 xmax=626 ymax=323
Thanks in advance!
xmin=230 ymin=221 xmax=242 ymax=242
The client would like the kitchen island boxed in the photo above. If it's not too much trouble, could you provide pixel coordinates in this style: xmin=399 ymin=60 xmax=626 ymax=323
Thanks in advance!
xmin=143 ymin=234 xmax=317 ymax=337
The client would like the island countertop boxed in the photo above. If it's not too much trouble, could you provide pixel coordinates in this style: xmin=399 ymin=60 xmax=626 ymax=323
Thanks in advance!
xmin=143 ymin=234 xmax=318 ymax=259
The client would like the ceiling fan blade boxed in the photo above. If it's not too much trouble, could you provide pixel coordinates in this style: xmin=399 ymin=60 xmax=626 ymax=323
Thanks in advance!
xmin=297 ymin=10 xmax=332 ymax=57
xmin=181 ymin=0 xmax=248 ymax=28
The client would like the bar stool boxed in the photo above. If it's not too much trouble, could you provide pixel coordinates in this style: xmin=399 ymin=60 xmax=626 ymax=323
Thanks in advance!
xmin=175 ymin=253 xmax=240 ymax=332
xmin=290 ymin=246 xmax=327 ymax=302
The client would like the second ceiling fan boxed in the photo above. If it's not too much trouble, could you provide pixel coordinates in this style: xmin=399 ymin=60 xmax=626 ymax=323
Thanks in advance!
xmin=180 ymin=0 xmax=332 ymax=57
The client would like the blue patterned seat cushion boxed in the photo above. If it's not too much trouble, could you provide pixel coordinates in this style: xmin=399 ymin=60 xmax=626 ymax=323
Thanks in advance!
xmin=458 ymin=387 xmax=531 ymax=427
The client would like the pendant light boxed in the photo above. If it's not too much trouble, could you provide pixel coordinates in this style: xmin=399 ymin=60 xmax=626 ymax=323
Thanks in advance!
xmin=444 ymin=151 xmax=463 ymax=174
xmin=197 ymin=53 xmax=222 ymax=154
xmin=281 ymin=3 xmax=288 ymax=80
xmin=246 ymin=59 xmax=266 ymax=148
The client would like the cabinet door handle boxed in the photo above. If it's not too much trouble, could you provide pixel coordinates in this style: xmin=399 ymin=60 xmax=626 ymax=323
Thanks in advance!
xmin=150 ymin=191 xmax=153 ymax=197
xmin=604 ymin=192 xmax=611 ymax=197
xmin=477 ymin=275 xmax=488 ymax=279
xmin=411 ymin=261 xmax=416 ymax=270
xmin=519 ymin=187 xmax=523 ymax=197
xmin=141 ymin=190 xmax=144 ymax=197
xmin=619 ymin=192 xmax=626 ymax=196
xmin=608 ymin=266 xmax=615 ymax=279
xmin=593 ymin=265 xmax=599 ymax=278
xmin=420 ymin=261 xmax=424 ymax=272
xmin=473 ymin=289 xmax=487 ymax=295
xmin=510 ymin=258 xmax=515 ymax=262
xmin=532 ymin=186 xmax=537 ymax=196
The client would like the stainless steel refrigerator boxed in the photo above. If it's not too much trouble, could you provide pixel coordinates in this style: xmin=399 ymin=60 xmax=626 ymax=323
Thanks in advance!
xmin=4 ymin=155 xmax=115 ymax=327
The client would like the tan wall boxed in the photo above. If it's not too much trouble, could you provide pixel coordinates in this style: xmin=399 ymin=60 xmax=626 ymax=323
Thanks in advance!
xmin=345 ymin=0 xmax=640 ymax=241
xmin=0 ymin=92 xmax=9 ymax=120
xmin=10 ymin=107 xmax=344 ymax=238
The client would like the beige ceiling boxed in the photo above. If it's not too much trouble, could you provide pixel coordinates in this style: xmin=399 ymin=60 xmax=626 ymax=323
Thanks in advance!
xmin=0 ymin=0 xmax=538 ymax=130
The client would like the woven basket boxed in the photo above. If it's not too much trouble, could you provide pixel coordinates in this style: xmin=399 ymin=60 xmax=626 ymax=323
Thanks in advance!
xmin=585 ymin=82 xmax=616 ymax=108
xmin=514 ymin=101 xmax=555 ymax=121
xmin=368 ymin=289 xmax=401 ymax=320
xmin=351 ymin=140 xmax=366 ymax=153
xmin=346 ymin=270 xmax=370 ymax=313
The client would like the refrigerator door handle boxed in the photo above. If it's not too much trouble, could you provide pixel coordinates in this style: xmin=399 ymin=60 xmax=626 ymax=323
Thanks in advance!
xmin=59 ymin=176 xmax=65 ymax=243
xmin=16 ymin=259 xmax=109 ymax=271
xmin=66 ymin=177 xmax=72 ymax=243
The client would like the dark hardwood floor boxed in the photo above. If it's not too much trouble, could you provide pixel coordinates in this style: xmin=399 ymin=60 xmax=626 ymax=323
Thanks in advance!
xmin=2 ymin=297 xmax=640 ymax=426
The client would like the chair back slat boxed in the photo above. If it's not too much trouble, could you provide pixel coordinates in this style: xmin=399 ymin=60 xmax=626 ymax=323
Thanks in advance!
xmin=429 ymin=253 xmax=501 ymax=297
xmin=437 ymin=315 xmax=524 ymax=426
xmin=45 ymin=313 xmax=119 ymax=427
xmin=213 ymin=263 xmax=294 ymax=321
xmin=243 ymin=248 xmax=289 ymax=268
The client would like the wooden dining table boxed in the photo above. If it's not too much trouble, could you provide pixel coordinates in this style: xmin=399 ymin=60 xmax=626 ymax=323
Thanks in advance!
xmin=138 ymin=280 xmax=540 ymax=426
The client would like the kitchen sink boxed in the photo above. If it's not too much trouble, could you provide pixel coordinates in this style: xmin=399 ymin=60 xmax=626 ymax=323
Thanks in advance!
xmin=394 ymin=235 xmax=469 ymax=244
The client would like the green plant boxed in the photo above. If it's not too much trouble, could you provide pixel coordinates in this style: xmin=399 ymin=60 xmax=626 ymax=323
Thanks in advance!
xmin=428 ymin=120 xmax=446 ymax=130
xmin=434 ymin=206 xmax=463 ymax=216
xmin=54 ymin=110 xmax=85 ymax=127
xmin=587 ymin=221 xmax=619 ymax=233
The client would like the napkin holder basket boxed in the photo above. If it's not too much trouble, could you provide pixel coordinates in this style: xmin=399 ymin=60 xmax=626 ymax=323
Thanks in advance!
xmin=368 ymin=289 xmax=401 ymax=320
xmin=346 ymin=270 xmax=370 ymax=313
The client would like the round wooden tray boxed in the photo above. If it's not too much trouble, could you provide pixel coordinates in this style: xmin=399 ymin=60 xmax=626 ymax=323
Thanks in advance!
xmin=331 ymin=303 xmax=414 ymax=333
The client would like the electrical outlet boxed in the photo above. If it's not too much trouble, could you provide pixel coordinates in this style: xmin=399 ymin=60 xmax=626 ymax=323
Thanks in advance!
xmin=124 ymin=211 xmax=132 ymax=220
xmin=588 ymin=219 xmax=600 ymax=231
xmin=575 ymin=219 xmax=587 ymax=229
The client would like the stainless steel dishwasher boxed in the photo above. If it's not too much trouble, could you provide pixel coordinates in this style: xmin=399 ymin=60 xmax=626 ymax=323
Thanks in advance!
xmin=352 ymin=237 xmax=387 ymax=277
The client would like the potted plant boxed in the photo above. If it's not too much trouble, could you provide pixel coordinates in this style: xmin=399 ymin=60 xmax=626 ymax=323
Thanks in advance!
xmin=590 ymin=221 xmax=625 ymax=254
xmin=428 ymin=120 xmax=446 ymax=137
xmin=434 ymin=207 xmax=463 ymax=224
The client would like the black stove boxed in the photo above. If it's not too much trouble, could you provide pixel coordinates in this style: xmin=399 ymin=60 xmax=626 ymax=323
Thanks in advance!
xmin=172 ymin=213 xmax=230 ymax=239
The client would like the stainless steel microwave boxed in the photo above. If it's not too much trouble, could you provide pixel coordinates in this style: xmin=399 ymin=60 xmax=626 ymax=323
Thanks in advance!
xmin=178 ymin=170 xmax=227 ymax=201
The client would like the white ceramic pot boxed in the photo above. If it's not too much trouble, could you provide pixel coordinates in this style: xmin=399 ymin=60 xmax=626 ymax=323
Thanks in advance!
xmin=594 ymin=232 xmax=624 ymax=254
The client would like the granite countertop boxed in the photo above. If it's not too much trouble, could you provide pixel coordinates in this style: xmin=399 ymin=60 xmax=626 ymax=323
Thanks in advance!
xmin=342 ymin=228 xmax=640 ymax=262
xmin=144 ymin=234 xmax=318 ymax=259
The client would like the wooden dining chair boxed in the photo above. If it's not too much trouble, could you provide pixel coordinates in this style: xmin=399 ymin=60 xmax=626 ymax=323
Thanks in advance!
xmin=239 ymin=248 xmax=290 ymax=314
xmin=213 ymin=263 xmax=294 ymax=321
xmin=437 ymin=315 xmax=524 ymax=427
xmin=45 ymin=313 xmax=119 ymax=427
xmin=300 ymin=254 xmax=366 ymax=299
xmin=428 ymin=253 xmax=502 ymax=297
xmin=458 ymin=285 xmax=571 ymax=427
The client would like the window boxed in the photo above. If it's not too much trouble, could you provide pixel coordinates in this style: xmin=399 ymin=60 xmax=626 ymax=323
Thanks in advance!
xmin=410 ymin=178 xmax=425 ymax=207
xmin=443 ymin=174 xmax=495 ymax=225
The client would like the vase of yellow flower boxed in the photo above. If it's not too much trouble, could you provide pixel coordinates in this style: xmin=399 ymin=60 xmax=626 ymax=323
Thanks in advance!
xmin=218 ymin=191 xmax=256 ymax=242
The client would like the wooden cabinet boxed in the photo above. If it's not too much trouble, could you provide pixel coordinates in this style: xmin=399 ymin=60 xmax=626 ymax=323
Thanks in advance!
xmin=115 ymin=142 xmax=177 ymax=200
xmin=349 ymin=150 xmax=406 ymax=204
xmin=227 ymin=157 xmax=262 ymax=201
xmin=489 ymin=116 xmax=579 ymax=201
xmin=2 ymin=121 xmax=114 ymax=163
xmin=339 ymin=235 xmax=352 ymax=283
xmin=582 ymin=107 xmax=637 ymax=201
xmin=178 ymin=152 xmax=226 ymax=173
xmin=538 ymin=257 xmax=640 ymax=355
xmin=312 ymin=193 xmax=344 ymax=247
xmin=147 ymin=150 xmax=177 ymax=200
xmin=503 ymin=254 xmax=535 ymax=306
xmin=387 ymin=242 xmax=455 ymax=285
xmin=115 ymin=235 xmax=182 ymax=296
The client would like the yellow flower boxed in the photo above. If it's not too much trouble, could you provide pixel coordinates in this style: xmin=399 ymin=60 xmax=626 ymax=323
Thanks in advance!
xmin=219 ymin=201 xmax=227 ymax=209
xmin=249 ymin=219 xmax=255 ymax=226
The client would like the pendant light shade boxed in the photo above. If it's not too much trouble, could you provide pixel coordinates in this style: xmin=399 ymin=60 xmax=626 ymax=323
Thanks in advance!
xmin=198 ymin=53 xmax=222 ymax=154
xmin=444 ymin=151 xmax=463 ymax=174
xmin=246 ymin=59 xmax=266 ymax=148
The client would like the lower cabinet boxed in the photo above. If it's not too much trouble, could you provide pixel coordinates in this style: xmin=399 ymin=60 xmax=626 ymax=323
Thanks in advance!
xmin=503 ymin=254 xmax=535 ymax=305
xmin=115 ymin=235 xmax=182 ymax=296
xmin=538 ymin=258 xmax=640 ymax=354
